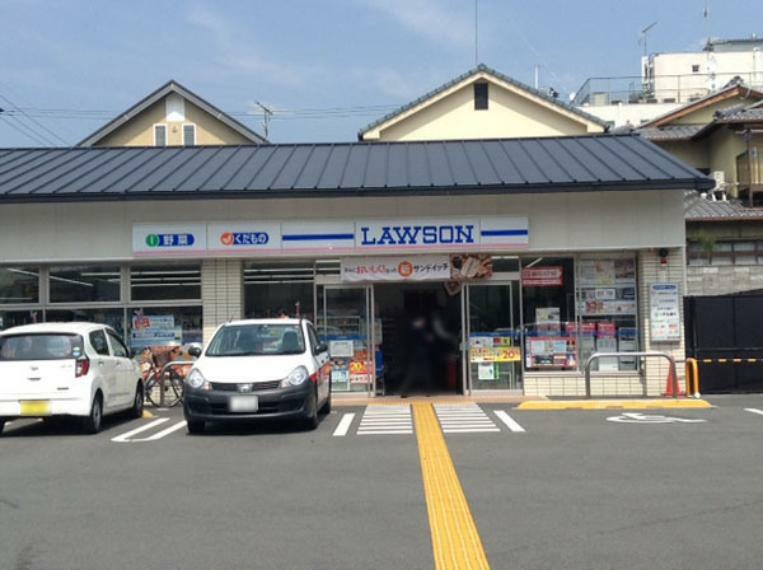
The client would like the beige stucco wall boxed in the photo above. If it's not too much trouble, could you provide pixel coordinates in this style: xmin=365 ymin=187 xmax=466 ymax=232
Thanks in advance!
xmin=94 ymin=98 xmax=252 ymax=147
xmin=657 ymin=140 xmax=709 ymax=171
xmin=672 ymin=95 xmax=756 ymax=125
xmin=707 ymin=128 xmax=746 ymax=191
xmin=0 ymin=190 xmax=685 ymax=264
xmin=365 ymin=80 xmax=603 ymax=141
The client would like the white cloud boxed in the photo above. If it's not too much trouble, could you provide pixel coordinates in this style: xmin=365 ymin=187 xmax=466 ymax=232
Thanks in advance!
xmin=360 ymin=0 xmax=474 ymax=49
xmin=185 ymin=5 xmax=308 ymax=88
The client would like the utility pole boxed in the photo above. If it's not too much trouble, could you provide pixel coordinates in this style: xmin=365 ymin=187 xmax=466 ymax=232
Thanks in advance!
xmin=254 ymin=101 xmax=273 ymax=139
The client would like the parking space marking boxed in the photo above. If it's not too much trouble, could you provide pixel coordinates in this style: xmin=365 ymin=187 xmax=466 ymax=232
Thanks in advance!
xmin=136 ymin=420 xmax=187 ymax=441
xmin=494 ymin=410 xmax=526 ymax=432
xmin=111 ymin=418 xmax=169 ymax=442
xmin=332 ymin=413 xmax=356 ymax=437
xmin=607 ymin=412 xmax=706 ymax=424
xmin=744 ymin=408 xmax=763 ymax=416
xmin=435 ymin=404 xmax=500 ymax=434
xmin=357 ymin=405 xmax=413 ymax=435
xmin=413 ymin=403 xmax=490 ymax=569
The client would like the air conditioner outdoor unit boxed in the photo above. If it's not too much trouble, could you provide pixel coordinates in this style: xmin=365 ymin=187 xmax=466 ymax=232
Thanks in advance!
xmin=710 ymin=171 xmax=728 ymax=201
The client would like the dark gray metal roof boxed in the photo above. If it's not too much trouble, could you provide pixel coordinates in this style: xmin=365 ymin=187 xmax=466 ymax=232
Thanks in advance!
xmin=78 ymin=80 xmax=267 ymax=146
xmin=0 ymin=134 xmax=713 ymax=203
xmin=685 ymin=191 xmax=763 ymax=221
xmin=358 ymin=64 xmax=608 ymax=137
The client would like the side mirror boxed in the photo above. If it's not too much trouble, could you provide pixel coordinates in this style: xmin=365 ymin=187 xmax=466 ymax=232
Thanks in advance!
xmin=315 ymin=343 xmax=328 ymax=355
xmin=188 ymin=345 xmax=203 ymax=358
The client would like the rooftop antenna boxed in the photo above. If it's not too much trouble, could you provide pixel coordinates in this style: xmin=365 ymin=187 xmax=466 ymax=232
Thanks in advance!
xmin=640 ymin=21 xmax=658 ymax=59
xmin=254 ymin=101 xmax=273 ymax=139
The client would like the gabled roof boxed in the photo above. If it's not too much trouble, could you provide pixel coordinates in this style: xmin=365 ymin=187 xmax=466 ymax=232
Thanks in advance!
xmin=0 ymin=134 xmax=712 ymax=204
xmin=78 ymin=80 xmax=267 ymax=146
xmin=641 ymin=83 xmax=763 ymax=128
xmin=358 ymin=64 xmax=608 ymax=139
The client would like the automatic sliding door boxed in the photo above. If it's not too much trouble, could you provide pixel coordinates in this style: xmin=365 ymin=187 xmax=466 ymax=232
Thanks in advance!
xmin=319 ymin=285 xmax=374 ymax=394
xmin=466 ymin=282 xmax=522 ymax=391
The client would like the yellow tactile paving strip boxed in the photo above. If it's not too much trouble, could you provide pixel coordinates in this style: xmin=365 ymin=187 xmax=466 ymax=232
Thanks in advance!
xmin=412 ymin=403 xmax=491 ymax=570
xmin=517 ymin=399 xmax=712 ymax=411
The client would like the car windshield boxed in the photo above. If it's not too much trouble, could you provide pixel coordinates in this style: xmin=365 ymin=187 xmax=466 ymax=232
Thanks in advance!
xmin=0 ymin=333 xmax=85 ymax=361
xmin=206 ymin=324 xmax=306 ymax=357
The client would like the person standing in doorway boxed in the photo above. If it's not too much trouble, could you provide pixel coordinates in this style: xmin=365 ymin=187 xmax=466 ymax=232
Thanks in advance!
xmin=400 ymin=314 xmax=436 ymax=398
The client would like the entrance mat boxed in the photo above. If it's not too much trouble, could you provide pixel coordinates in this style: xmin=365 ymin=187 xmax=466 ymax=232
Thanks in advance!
xmin=516 ymin=399 xmax=712 ymax=411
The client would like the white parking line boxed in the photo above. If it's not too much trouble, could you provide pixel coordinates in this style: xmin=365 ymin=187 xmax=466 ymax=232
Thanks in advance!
xmin=111 ymin=418 xmax=169 ymax=443
xmin=494 ymin=411 xmax=526 ymax=433
xmin=333 ymin=413 xmax=355 ymax=437
xmin=136 ymin=420 xmax=187 ymax=441
xmin=744 ymin=408 xmax=763 ymax=416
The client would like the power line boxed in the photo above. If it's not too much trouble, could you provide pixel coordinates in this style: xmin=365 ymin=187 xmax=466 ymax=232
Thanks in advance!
xmin=0 ymin=82 xmax=71 ymax=145
xmin=0 ymin=113 xmax=52 ymax=146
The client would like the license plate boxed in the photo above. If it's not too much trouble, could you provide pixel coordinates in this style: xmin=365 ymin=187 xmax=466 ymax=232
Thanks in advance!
xmin=229 ymin=396 xmax=258 ymax=413
xmin=20 ymin=400 xmax=51 ymax=416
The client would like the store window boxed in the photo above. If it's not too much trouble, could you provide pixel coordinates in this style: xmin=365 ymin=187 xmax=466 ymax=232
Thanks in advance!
xmin=46 ymin=308 xmax=125 ymax=337
xmin=0 ymin=310 xmax=41 ymax=331
xmin=521 ymin=258 xmax=577 ymax=371
xmin=244 ymin=261 xmax=315 ymax=319
xmin=49 ymin=265 xmax=121 ymax=303
xmin=130 ymin=264 xmax=201 ymax=301
xmin=128 ymin=307 xmax=202 ymax=351
xmin=576 ymin=257 xmax=639 ymax=372
xmin=0 ymin=267 xmax=39 ymax=304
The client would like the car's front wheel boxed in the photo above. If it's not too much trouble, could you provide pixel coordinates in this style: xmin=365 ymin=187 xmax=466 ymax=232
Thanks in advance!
xmin=302 ymin=390 xmax=319 ymax=431
xmin=319 ymin=392 xmax=331 ymax=415
xmin=82 ymin=393 xmax=103 ymax=434
xmin=187 ymin=419 xmax=205 ymax=435
xmin=130 ymin=382 xmax=144 ymax=419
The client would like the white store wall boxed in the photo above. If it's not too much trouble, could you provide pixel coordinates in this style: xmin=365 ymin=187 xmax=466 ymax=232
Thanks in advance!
xmin=0 ymin=190 xmax=684 ymax=263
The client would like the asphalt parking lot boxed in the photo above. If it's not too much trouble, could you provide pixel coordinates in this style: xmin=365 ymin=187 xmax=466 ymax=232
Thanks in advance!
xmin=1 ymin=394 xmax=763 ymax=570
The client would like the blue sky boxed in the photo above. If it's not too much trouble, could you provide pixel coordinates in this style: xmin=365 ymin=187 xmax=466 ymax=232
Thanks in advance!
xmin=0 ymin=0 xmax=761 ymax=146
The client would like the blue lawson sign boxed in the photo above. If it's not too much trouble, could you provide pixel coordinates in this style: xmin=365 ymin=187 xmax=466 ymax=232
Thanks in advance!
xmin=354 ymin=217 xmax=528 ymax=251
xmin=133 ymin=217 xmax=528 ymax=257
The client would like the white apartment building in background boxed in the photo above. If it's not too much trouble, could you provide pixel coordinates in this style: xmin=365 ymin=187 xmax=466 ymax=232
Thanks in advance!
xmin=575 ymin=35 xmax=763 ymax=128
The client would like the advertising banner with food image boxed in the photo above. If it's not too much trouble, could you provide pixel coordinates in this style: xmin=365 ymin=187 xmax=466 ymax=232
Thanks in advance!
xmin=131 ymin=310 xmax=195 ymax=380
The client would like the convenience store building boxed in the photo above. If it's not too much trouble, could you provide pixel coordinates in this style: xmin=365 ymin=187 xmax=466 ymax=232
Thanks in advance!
xmin=0 ymin=136 xmax=712 ymax=397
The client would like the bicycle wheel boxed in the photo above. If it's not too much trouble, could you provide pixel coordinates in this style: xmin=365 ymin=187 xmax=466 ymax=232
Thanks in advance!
xmin=144 ymin=374 xmax=162 ymax=407
xmin=165 ymin=368 xmax=185 ymax=408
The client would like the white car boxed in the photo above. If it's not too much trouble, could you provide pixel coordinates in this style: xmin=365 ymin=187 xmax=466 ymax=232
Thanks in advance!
xmin=0 ymin=322 xmax=144 ymax=435
xmin=184 ymin=318 xmax=331 ymax=434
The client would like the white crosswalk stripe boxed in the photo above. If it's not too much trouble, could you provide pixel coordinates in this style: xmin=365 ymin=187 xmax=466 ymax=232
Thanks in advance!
xmin=435 ymin=403 xmax=500 ymax=433
xmin=357 ymin=406 xmax=413 ymax=435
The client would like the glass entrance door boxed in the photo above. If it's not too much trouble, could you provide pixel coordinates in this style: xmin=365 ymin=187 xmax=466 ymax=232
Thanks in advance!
xmin=318 ymin=285 xmax=375 ymax=394
xmin=466 ymin=282 xmax=522 ymax=391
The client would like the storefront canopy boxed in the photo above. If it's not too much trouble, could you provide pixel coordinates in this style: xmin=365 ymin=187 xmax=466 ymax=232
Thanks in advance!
xmin=0 ymin=134 xmax=713 ymax=203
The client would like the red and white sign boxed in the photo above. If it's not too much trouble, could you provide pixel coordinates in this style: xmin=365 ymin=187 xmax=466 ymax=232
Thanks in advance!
xmin=341 ymin=255 xmax=451 ymax=282
xmin=521 ymin=266 xmax=563 ymax=287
